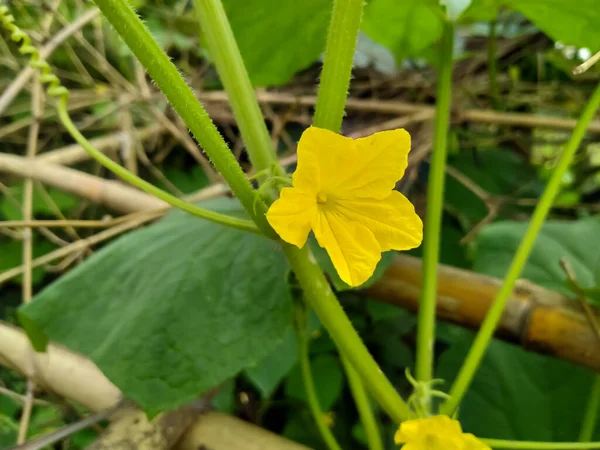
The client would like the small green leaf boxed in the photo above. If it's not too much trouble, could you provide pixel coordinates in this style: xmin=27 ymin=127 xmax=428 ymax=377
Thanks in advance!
xmin=474 ymin=217 xmax=600 ymax=295
xmin=19 ymin=199 xmax=292 ymax=415
xmin=362 ymin=0 xmax=445 ymax=64
xmin=218 ymin=0 xmax=331 ymax=86
xmin=504 ymin=0 xmax=600 ymax=49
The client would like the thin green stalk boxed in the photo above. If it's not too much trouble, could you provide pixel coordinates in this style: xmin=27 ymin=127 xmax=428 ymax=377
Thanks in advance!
xmin=579 ymin=375 xmax=600 ymax=443
xmin=57 ymin=98 xmax=259 ymax=234
xmin=313 ymin=0 xmax=364 ymax=132
xmin=295 ymin=305 xmax=342 ymax=450
xmin=284 ymin=244 xmax=412 ymax=423
xmin=91 ymin=0 xmax=273 ymax=236
xmin=193 ymin=0 xmax=278 ymax=177
xmin=341 ymin=356 xmax=383 ymax=450
xmin=415 ymin=22 xmax=454 ymax=386
xmin=442 ymin=80 xmax=600 ymax=415
xmin=482 ymin=439 xmax=600 ymax=449
xmin=488 ymin=20 xmax=499 ymax=109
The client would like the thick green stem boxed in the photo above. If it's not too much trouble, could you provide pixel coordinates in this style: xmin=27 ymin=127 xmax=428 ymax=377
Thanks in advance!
xmin=341 ymin=356 xmax=383 ymax=450
xmin=295 ymin=305 xmax=342 ymax=450
xmin=442 ymin=81 xmax=600 ymax=415
xmin=193 ymin=0 xmax=278 ymax=177
xmin=91 ymin=0 xmax=273 ymax=235
xmin=313 ymin=0 xmax=364 ymax=132
xmin=415 ymin=22 xmax=454 ymax=386
xmin=57 ymin=98 xmax=259 ymax=234
xmin=488 ymin=20 xmax=499 ymax=109
xmin=482 ymin=439 xmax=600 ymax=449
xmin=579 ymin=375 xmax=600 ymax=443
xmin=284 ymin=244 xmax=412 ymax=422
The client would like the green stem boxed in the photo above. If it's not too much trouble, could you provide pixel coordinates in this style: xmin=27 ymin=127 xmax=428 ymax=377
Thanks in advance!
xmin=193 ymin=0 xmax=278 ymax=177
xmin=57 ymin=98 xmax=259 ymax=234
xmin=295 ymin=305 xmax=342 ymax=450
xmin=415 ymin=22 xmax=454 ymax=386
xmin=488 ymin=20 xmax=499 ymax=109
xmin=442 ymin=80 xmax=600 ymax=415
xmin=91 ymin=0 xmax=273 ymax=236
xmin=482 ymin=439 xmax=600 ymax=449
xmin=312 ymin=0 xmax=364 ymax=132
xmin=341 ymin=356 xmax=383 ymax=450
xmin=579 ymin=375 xmax=600 ymax=443
xmin=284 ymin=244 xmax=412 ymax=423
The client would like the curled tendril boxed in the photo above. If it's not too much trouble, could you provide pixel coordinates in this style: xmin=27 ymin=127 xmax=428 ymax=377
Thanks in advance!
xmin=0 ymin=3 xmax=68 ymax=99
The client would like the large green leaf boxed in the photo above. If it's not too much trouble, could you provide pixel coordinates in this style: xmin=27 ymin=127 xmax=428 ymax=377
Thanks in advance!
xmin=474 ymin=217 xmax=600 ymax=295
xmin=19 ymin=199 xmax=293 ymax=415
xmin=217 ymin=0 xmax=331 ymax=86
xmin=504 ymin=0 xmax=600 ymax=49
xmin=362 ymin=0 xmax=445 ymax=63
xmin=437 ymin=326 xmax=597 ymax=441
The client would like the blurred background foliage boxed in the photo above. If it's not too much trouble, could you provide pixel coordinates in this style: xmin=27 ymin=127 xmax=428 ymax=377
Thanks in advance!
xmin=2 ymin=0 xmax=600 ymax=448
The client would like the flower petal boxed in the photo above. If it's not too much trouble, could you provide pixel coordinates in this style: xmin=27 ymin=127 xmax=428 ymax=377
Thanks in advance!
xmin=349 ymin=128 xmax=411 ymax=199
xmin=463 ymin=434 xmax=491 ymax=450
xmin=334 ymin=190 xmax=423 ymax=252
xmin=266 ymin=187 xmax=316 ymax=248
xmin=312 ymin=208 xmax=381 ymax=286
xmin=293 ymin=126 xmax=354 ymax=194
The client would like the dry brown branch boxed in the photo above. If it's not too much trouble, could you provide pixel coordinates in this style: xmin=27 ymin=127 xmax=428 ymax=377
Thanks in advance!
xmin=0 ymin=153 xmax=166 ymax=213
xmin=367 ymin=254 xmax=600 ymax=372
xmin=38 ymin=125 xmax=163 ymax=166
xmin=198 ymin=90 xmax=600 ymax=133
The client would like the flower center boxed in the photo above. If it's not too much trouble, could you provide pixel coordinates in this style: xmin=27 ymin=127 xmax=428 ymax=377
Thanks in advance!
xmin=316 ymin=192 xmax=328 ymax=204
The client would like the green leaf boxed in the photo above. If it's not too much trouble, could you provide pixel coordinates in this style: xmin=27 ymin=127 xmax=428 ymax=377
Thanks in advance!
xmin=362 ymin=0 xmax=445 ymax=64
xmin=0 ymin=184 xmax=78 ymax=221
xmin=437 ymin=325 xmax=597 ymax=441
xmin=0 ymin=415 xmax=18 ymax=448
xmin=218 ymin=0 xmax=331 ymax=86
xmin=245 ymin=312 xmax=322 ymax=398
xmin=504 ymin=0 xmax=600 ymax=49
xmin=19 ymin=199 xmax=293 ymax=416
xmin=309 ymin=237 xmax=395 ymax=291
xmin=457 ymin=0 xmax=500 ymax=22
xmin=474 ymin=217 xmax=600 ymax=295
xmin=244 ymin=327 xmax=298 ymax=398
xmin=285 ymin=354 xmax=344 ymax=412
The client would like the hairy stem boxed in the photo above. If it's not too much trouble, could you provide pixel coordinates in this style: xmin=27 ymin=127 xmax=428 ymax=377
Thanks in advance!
xmin=91 ymin=0 xmax=273 ymax=234
xmin=193 ymin=0 xmax=279 ymax=178
xmin=284 ymin=245 xmax=412 ymax=422
xmin=57 ymin=98 xmax=259 ymax=234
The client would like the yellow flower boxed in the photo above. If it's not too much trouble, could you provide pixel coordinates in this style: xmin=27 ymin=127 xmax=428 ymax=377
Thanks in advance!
xmin=266 ymin=126 xmax=423 ymax=286
xmin=395 ymin=416 xmax=490 ymax=450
